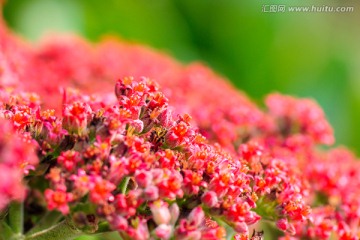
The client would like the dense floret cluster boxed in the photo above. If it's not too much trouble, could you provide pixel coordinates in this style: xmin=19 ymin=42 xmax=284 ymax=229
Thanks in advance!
xmin=0 ymin=12 xmax=359 ymax=240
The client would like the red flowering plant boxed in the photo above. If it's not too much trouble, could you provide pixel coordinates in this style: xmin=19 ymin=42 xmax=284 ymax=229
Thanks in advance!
xmin=0 ymin=7 xmax=360 ymax=240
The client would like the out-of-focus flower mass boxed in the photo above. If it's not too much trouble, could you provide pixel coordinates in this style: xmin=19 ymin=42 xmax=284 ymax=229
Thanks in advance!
xmin=0 ymin=9 xmax=359 ymax=240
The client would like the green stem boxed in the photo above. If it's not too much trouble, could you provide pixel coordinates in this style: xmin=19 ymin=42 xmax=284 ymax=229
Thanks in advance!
xmin=26 ymin=211 xmax=63 ymax=235
xmin=25 ymin=218 xmax=82 ymax=240
xmin=212 ymin=217 xmax=236 ymax=240
xmin=9 ymin=202 xmax=23 ymax=234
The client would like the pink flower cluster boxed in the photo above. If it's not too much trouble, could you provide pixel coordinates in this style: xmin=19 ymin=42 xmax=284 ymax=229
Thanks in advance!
xmin=0 ymin=89 xmax=38 ymax=210
xmin=0 ymin=14 xmax=359 ymax=240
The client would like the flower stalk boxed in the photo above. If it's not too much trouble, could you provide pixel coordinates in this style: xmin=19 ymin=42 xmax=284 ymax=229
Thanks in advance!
xmin=8 ymin=202 xmax=24 ymax=235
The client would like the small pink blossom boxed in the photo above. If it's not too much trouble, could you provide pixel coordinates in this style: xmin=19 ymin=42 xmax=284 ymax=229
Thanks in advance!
xmin=44 ymin=188 xmax=73 ymax=214
xmin=201 ymin=191 xmax=218 ymax=208
xmin=150 ymin=200 xmax=171 ymax=225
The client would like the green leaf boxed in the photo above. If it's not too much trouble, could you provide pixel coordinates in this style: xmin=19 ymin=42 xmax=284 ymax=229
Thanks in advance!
xmin=0 ymin=207 xmax=9 ymax=221
xmin=26 ymin=211 xmax=63 ymax=235
xmin=0 ymin=221 xmax=15 ymax=240
xmin=25 ymin=218 xmax=82 ymax=240
xmin=118 ymin=177 xmax=130 ymax=194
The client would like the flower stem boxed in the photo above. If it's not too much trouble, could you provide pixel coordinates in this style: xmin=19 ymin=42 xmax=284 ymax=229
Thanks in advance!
xmin=9 ymin=202 xmax=23 ymax=234
xmin=25 ymin=218 xmax=82 ymax=240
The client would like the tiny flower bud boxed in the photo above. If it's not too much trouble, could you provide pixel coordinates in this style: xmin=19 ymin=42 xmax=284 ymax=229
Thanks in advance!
xmin=155 ymin=224 xmax=173 ymax=240
xmin=130 ymin=119 xmax=144 ymax=133
xmin=286 ymin=223 xmax=296 ymax=235
xmin=244 ymin=211 xmax=261 ymax=225
xmin=169 ymin=203 xmax=180 ymax=225
xmin=201 ymin=191 xmax=218 ymax=208
xmin=276 ymin=218 xmax=288 ymax=231
xmin=62 ymin=102 xmax=92 ymax=136
xmin=188 ymin=207 xmax=205 ymax=227
xmin=186 ymin=231 xmax=202 ymax=240
xmin=135 ymin=170 xmax=152 ymax=188
xmin=234 ymin=221 xmax=248 ymax=234
xmin=158 ymin=109 xmax=173 ymax=128
xmin=151 ymin=200 xmax=171 ymax=225
xmin=143 ymin=186 xmax=159 ymax=201
xmin=111 ymin=215 xmax=128 ymax=231
xmin=115 ymin=77 xmax=133 ymax=99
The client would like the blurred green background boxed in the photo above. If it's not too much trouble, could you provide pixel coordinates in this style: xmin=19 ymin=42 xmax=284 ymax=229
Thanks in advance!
xmin=3 ymin=1 xmax=360 ymax=146
xmin=2 ymin=0 xmax=360 ymax=239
